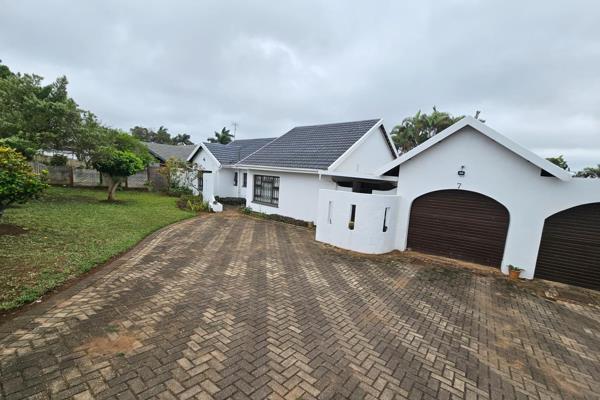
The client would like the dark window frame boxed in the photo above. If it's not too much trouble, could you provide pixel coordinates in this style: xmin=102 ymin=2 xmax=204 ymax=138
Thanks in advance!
xmin=233 ymin=172 xmax=238 ymax=186
xmin=253 ymin=175 xmax=280 ymax=207
xmin=243 ymin=172 xmax=247 ymax=187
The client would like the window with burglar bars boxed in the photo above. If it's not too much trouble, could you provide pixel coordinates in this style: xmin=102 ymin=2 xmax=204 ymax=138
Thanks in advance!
xmin=253 ymin=175 xmax=280 ymax=206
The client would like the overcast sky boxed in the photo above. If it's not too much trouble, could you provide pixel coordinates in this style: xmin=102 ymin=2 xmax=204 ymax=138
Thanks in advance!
xmin=1 ymin=1 xmax=599 ymax=169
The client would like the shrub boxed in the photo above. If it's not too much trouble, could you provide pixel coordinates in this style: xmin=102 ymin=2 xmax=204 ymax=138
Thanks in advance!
xmin=0 ymin=136 xmax=38 ymax=160
xmin=49 ymin=154 xmax=69 ymax=166
xmin=177 ymin=194 xmax=209 ymax=212
xmin=168 ymin=183 xmax=193 ymax=197
xmin=0 ymin=146 xmax=48 ymax=218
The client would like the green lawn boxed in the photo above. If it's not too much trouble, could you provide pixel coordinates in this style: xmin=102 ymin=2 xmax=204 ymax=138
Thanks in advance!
xmin=0 ymin=186 xmax=195 ymax=310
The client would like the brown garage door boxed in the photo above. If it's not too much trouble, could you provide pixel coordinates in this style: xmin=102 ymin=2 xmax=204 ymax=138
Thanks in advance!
xmin=407 ymin=190 xmax=509 ymax=267
xmin=535 ymin=203 xmax=600 ymax=291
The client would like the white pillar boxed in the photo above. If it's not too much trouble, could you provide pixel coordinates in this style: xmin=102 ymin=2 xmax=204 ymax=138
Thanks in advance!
xmin=500 ymin=209 xmax=545 ymax=279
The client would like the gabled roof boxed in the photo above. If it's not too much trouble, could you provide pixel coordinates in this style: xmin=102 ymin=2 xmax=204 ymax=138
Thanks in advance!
xmin=375 ymin=116 xmax=572 ymax=181
xmin=188 ymin=137 xmax=276 ymax=166
xmin=145 ymin=142 xmax=196 ymax=162
xmin=236 ymin=119 xmax=382 ymax=171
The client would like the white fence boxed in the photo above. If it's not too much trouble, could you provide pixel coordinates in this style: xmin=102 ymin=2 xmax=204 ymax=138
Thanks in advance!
xmin=315 ymin=189 xmax=400 ymax=254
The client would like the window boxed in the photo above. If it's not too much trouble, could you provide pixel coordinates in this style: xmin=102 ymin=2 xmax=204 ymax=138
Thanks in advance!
xmin=348 ymin=204 xmax=356 ymax=230
xmin=198 ymin=173 xmax=203 ymax=191
xmin=233 ymin=172 xmax=238 ymax=186
xmin=327 ymin=201 xmax=333 ymax=224
xmin=243 ymin=173 xmax=247 ymax=187
xmin=383 ymin=207 xmax=390 ymax=232
xmin=253 ymin=175 xmax=280 ymax=206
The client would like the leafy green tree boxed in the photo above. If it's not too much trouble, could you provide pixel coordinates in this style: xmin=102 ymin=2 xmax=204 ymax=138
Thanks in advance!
xmin=391 ymin=107 xmax=484 ymax=153
xmin=0 ymin=61 xmax=82 ymax=152
xmin=0 ymin=146 xmax=48 ymax=218
xmin=0 ymin=136 xmax=38 ymax=160
xmin=92 ymin=149 xmax=145 ymax=201
xmin=208 ymin=127 xmax=232 ymax=144
xmin=130 ymin=125 xmax=194 ymax=145
xmin=575 ymin=165 xmax=600 ymax=178
xmin=546 ymin=155 xmax=569 ymax=170
xmin=91 ymin=131 xmax=153 ymax=201
xmin=172 ymin=133 xmax=193 ymax=145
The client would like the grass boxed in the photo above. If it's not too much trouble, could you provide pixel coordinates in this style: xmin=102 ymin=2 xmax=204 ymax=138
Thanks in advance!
xmin=0 ymin=186 xmax=195 ymax=311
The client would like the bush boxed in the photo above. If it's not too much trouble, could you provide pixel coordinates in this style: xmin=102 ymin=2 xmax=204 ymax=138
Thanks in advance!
xmin=0 ymin=136 xmax=38 ymax=160
xmin=177 ymin=194 xmax=209 ymax=213
xmin=168 ymin=183 xmax=193 ymax=197
xmin=0 ymin=146 xmax=48 ymax=217
xmin=49 ymin=154 xmax=69 ymax=166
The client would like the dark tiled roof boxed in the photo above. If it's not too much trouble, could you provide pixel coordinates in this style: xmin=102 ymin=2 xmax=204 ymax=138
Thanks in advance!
xmin=144 ymin=142 xmax=196 ymax=162
xmin=204 ymin=138 xmax=276 ymax=165
xmin=237 ymin=119 xmax=381 ymax=170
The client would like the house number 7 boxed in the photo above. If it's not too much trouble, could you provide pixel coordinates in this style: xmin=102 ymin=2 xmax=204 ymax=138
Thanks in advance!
xmin=457 ymin=182 xmax=462 ymax=189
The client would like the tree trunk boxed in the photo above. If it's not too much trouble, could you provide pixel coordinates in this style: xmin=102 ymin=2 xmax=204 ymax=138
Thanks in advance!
xmin=107 ymin=177 xmax=122 ymax=201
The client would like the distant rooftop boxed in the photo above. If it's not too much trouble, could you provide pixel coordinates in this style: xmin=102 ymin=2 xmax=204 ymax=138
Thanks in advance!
xmin=144 ymin=142 xmax=196 ymax=162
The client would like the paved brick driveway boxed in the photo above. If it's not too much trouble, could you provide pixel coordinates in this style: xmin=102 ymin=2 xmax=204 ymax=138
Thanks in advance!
xmin=1 ymin=214 xmax=600 ymax=400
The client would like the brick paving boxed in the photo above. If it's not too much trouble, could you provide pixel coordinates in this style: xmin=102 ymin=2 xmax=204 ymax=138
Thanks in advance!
xmin=1 ymin=213 xmax=600 ymax=399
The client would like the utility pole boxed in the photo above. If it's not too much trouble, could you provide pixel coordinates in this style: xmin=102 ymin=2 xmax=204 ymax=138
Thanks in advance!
xmin=231 ymin=122 xmax=239 ymax=140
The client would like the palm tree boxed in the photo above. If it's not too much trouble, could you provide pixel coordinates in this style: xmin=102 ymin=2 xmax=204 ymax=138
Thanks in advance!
xmin=207 ymin=127 xmax=233 ymax=144
xmin=575 ymin=164 xmax=600 ymax=178
xmin=391 ymin=107 xmax=483 ymax=153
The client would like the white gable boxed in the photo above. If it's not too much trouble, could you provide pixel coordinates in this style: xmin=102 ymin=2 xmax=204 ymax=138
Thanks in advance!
xmin=376 ymin=117 xmax=571 ymax=181
xmin=329 ymin=125 xmax=397 ymax=174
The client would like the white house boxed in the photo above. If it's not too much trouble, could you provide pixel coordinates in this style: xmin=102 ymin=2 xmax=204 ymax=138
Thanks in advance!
xmin=187 ymin=138 xmax=275 ymax=203
xmin=316 ymin=117 xmax=600 ymax=291
xmin=234 ymin=119 xmax=398 ymax=222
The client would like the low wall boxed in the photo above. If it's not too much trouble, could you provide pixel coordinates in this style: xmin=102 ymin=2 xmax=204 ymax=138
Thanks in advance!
xmin=316 ymin=189 xmax=400 ymax=254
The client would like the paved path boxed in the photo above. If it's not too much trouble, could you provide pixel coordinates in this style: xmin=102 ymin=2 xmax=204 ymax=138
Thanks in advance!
xmin=1 ymin=214 xmax=600 ymax=399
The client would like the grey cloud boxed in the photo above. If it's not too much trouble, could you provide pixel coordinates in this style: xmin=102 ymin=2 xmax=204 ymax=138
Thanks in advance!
xmin=1 ymin=0 xmax=598 ymax=169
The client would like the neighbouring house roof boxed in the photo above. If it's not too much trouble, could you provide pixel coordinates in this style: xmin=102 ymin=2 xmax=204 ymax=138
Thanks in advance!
xmin=144 ymin=142 xmax=197 ymax=163
xmin=375 ymin=116 xmax=572 ymax=181
xmin=236 ymin=119 xmax=383 ymax=171
xmin=189 ymin=138 xmax=276 ymax=166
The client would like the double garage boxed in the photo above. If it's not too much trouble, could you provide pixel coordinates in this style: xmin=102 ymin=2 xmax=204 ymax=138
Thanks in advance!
xmin=407 ymin=189 xmax=600 ymax=291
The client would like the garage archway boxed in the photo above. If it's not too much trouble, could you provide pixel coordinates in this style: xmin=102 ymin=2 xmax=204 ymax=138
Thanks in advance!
xmin=407 ymin=190 xmax=510 ymax=267
xmin=535 ymin=203 xmax=600 ymax=290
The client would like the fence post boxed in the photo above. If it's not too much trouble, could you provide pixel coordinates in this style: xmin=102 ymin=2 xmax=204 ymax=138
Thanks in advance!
xmin=69 ymin=166 xmax=74 ymax=186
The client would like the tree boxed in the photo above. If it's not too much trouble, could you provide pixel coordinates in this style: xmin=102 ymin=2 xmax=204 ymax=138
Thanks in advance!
xmin=91 ymin=131 xmax=153 ymax=201
xmin=575 ymin=165 xmax=600 ymax=178
xmin=546 ymin=155 xmax=569 ymax=170
xmin=0 ymin=146 xmax=48 ymax=218
xmin=130 ymin=125 xmax=194 ymax=145
xmin=208 ymin=127 xmax=232 ymax=144
xmin=0 ymin=136 xmax=38 ymax=160
xmin=391 ymin=107 xmax=484 ymax=153
xmin=92 ymin=148 xmax=145 ymax=201
xmin=172 ymin=133 xmax=193 ymax=145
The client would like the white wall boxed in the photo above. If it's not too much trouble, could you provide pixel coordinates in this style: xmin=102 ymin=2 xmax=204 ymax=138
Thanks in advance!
xmin=245 ymin=170 xmax=337 ymax=223
xmin=333 ymin=127 xmax=396 ymax=174
xmin=316 ymin=190 xmax=400 ymax=254
xmin=394 ymin=126 xmax=600 ymax=278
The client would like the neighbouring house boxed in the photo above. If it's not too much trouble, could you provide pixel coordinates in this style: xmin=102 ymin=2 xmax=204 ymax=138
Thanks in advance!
xmin=234 ymin=119 xmax=398 ymax=222
xmin=315 ymin=116 xmax=600 ymax=291
xmin=144 ymin=142 xmax=197 ymax=165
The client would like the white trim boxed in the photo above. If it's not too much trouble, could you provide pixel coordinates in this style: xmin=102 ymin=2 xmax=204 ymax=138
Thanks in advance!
xmin=327 ymin=119 xmax=398 ymax=171
xmin=374 ymin=116 xmax=572 ymax=181
xmin=236 ymin=164 xmax=319 ymax=174
xmin=318 ymin=170 xmax=398 ymax=182
xmin=188 ymin=143 xmax=222 ymax=169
